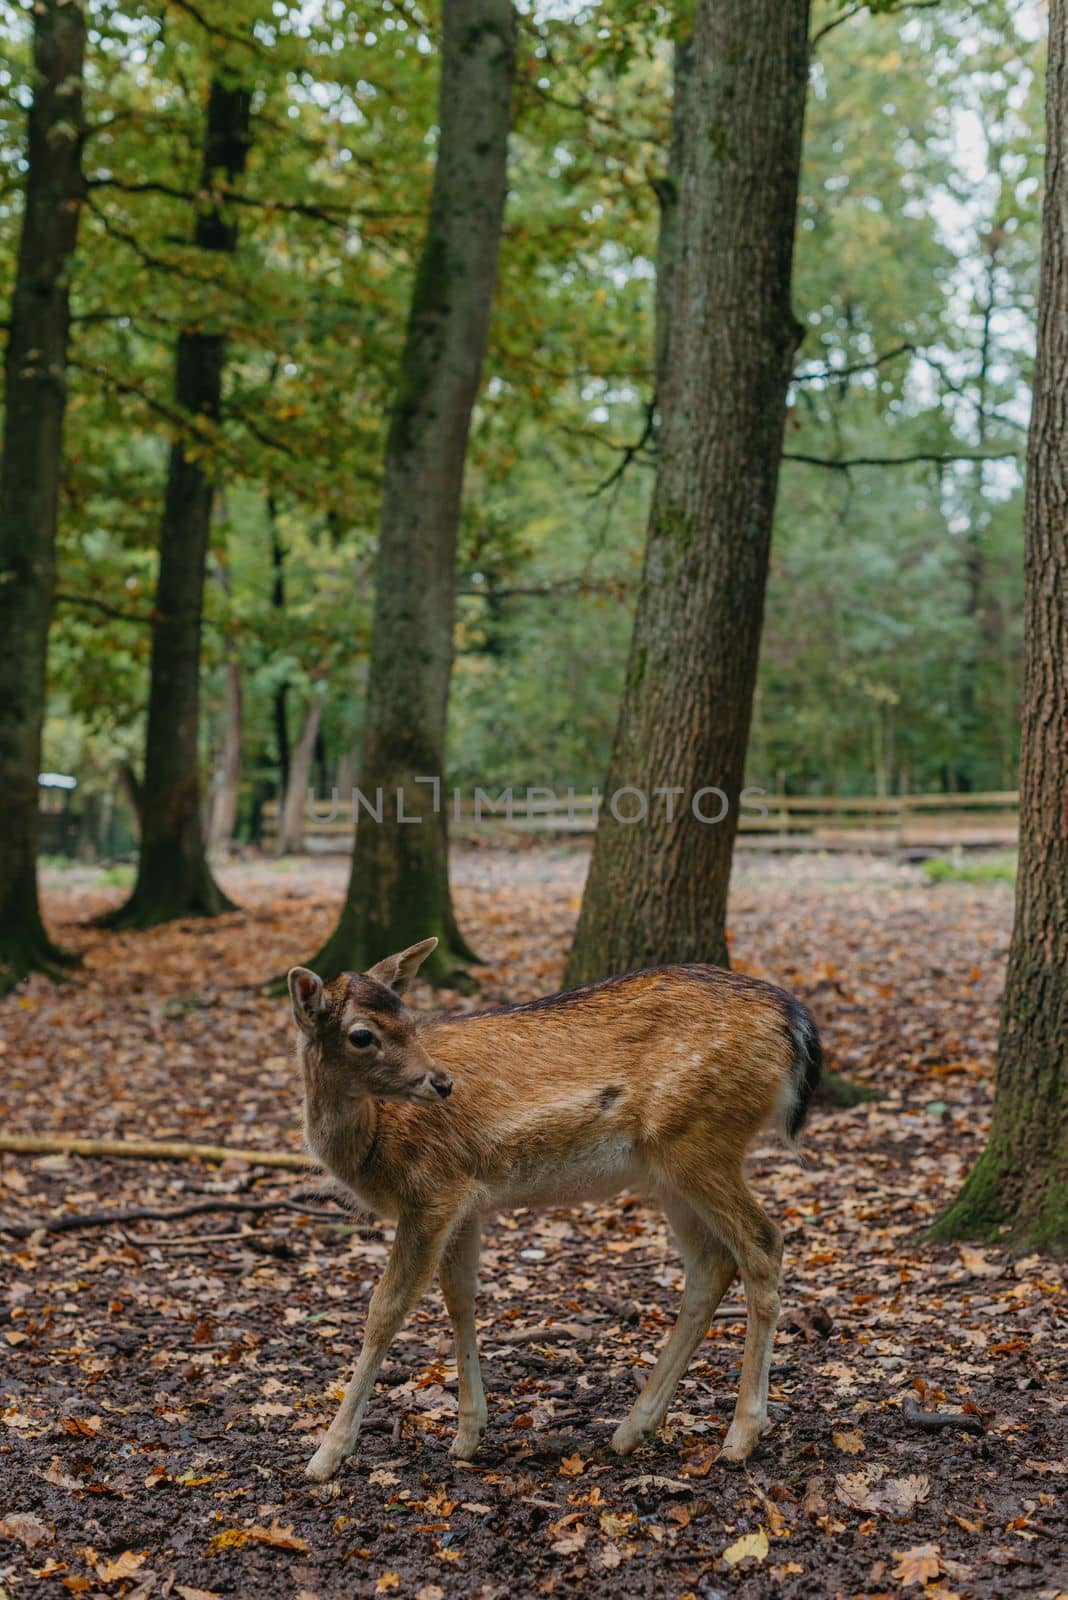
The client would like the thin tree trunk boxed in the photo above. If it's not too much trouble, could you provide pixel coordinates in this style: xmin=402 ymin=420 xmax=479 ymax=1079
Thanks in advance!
xmin=99 ymin=79 xmax=250 ymax=928
xmin=0 ymin=0 xmax=85 ymax=991
xmin=277 ymin=694 xmax=323 ymax=855
xmin=566 ymin=0 xmax=811 ymax=986
xmin=209 ymin=656 xmax=242 ymax=849
xmin=208 ymin=552 xmax=242 ymax=850
xmin=935 ymin=0 xmax=1068 ymax=1252
xmin=114 ymin=759 xmax=142 ymax=839
xmin=267 ymin=490 xmax=290 ymax=795
xmin=310 ymin=0 xmax=516 ymax=986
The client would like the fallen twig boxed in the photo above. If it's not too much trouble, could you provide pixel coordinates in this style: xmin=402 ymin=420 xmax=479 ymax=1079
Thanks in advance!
xmin=0 ymin=1192 xmax=365 ymax=1239
xmin=902 ymin=1395 xmax=985 ymax=1435
xmin=0 ymin=1133 xmax=315 ymax=1170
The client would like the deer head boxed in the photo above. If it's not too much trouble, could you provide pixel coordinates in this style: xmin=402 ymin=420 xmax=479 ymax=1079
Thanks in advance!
xmin=287 ymin=938 xmax=451 ymax=1104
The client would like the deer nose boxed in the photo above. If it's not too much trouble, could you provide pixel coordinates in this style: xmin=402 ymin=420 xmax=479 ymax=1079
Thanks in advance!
xmin=431 ymin=1073 xmax=452 ymax=1099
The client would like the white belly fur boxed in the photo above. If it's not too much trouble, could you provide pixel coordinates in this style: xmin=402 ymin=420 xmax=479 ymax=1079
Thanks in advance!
xmin=484 ymin=1134 xmax=643 ymax=1210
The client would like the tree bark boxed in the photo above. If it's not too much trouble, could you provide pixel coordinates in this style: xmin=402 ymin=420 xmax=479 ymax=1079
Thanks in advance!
xmin=0 ymin=0 xmax=86 ymax=991
xmin=209 ymin=654 xmax=243 ymax=849
xmin=934 ymin=0 xmax=1068 ymax=1252
xmin=566 ymin=0 xmax=811 ymax=986
xmin=310 ymin=0 xmax=516 ymax=986
xmin=277 ymin=693 xmax=323 ymax=854
xmin=267 ymin=490 xmax=290 ymax=795
xmin=99 ymin=78 xmax=251 ymax=928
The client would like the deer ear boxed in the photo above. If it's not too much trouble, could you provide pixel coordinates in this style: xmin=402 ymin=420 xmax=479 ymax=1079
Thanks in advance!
xmin=288 ymin=967 xmax=326 ymax=1032
xmin=365 ymin=937 xmax=438 ymax=996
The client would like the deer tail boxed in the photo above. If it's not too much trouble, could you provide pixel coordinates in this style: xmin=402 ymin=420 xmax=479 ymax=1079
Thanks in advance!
xmin=777 ymin=995 xmax=822 ymax=1157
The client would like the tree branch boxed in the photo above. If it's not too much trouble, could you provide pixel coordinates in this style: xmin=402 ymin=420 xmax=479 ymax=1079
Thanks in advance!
xmin=87 ymin=175 xmax=417 ymax=231
xmin=811 ymin=0 xmax=942 ymax=49
xmin=587 ymin=394 xmax=658 ymax=497
xmin=783 ymin=449 xmax=1020 ymax=471
xmin=54 ymin=591 xmax=156 ymax=625
xmin=458 ymin=575 xmax=629 ymax=603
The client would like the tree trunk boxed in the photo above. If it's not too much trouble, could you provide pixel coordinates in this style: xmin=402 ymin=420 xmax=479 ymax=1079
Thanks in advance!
xmin=209 ymin=655 xmax=242 ymax=850
xmin=277 ymin=693 xmax=323 ymax=855
xmin=566 ymin=0 xmax=811 ymax=986
xmin=267 ymin=490 xmax=290 ymax=795
xmin=0 ymin=0 xmax=86 ymax=991
xmin=934 ymin=0 xmax=1068 ymax=1252
xmin=310 ymin=0 xmax=516 ymax=986
xmin=100 ymin=78 xmax=251 ymax=928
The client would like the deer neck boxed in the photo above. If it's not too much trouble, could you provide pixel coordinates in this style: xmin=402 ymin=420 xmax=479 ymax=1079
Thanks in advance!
xmin=303 ymin=1066 xmax=380 ymax=1193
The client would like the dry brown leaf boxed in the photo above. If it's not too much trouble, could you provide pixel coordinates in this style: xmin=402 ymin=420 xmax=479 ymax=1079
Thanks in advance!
xmin=832 ymin=1429 xmax=865 ymax=1455
xmin=558 ymin=1452 xmax=585 ymax=1477
xmin=959 ymin=1246 xmax=999 ymax=1278
xmin=93 ymin=1550 xmax=148 ymax=1582
xmin=175 ymin=1587 xmax=223 ymax=1600
xmin=892 ymin=1543 xmax=942 ymax=1586
xmin=0 ymin=1512 xmax=51 ymax=1547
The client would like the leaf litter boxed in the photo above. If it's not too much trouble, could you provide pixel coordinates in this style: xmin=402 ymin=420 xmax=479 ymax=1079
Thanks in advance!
xmin=0 ymin=846 xmax=1065 ymax=1598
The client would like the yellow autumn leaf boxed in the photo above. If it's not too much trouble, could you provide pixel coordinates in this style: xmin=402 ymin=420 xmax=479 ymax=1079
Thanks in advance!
xmin=208 ymin=1529 xmax=251 ymax=1553
xmin=375 ymin=1576 xmax=401 ymax=1593
xmin=832 ymin=1429 xmax=865 ymax=1455
xmin=722 ymin=1528 xmax=769 ymax=1565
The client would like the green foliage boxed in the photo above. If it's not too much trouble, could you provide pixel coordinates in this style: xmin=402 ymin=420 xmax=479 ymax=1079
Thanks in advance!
xmin=0 ymin=0 xmax=1045 ymax=813
xmin=921 ymin=852 xmax=1017 ymax=883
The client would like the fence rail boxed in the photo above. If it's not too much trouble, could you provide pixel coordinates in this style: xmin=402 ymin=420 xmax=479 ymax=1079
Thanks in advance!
xmin=260 ymin=790 xmax=1019 ymax=854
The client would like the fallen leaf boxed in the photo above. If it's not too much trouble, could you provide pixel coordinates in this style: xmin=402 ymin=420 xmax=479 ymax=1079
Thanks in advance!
xmin=893 ymin=1543 xmax=942 ymax=1586
xmin=209 ymin=1521 xmax=309 ymax=1554
xmin=175 ymin=1587 xmax=223 ymax=1600
xmin=59 ymin=1416 xmax=102 ymax=1438
xmin=375 ymin=1576 xmax=401 ymax=1593
xmin=0 ymin=1512 xmax=51 ymax=1547
xmin=93 ymin=1550 xmax=148 ymax=1583
xmin=558 ymin=1453 xmax=585 ymax=1477
xmin=833 ymin=1429 xmax=865 ymax=1455
xmin=722 ymin=1528 xmax=769 ymax=1566
xmin=959 ymin=1246 xmax=999 ymax=1278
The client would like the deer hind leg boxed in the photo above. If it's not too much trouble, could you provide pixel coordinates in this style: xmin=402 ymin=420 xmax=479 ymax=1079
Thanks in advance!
xmin=686 ymin=1180 xmax=783 ymax=1463
xmin=439 ymin=1213 xmax=488 ymax=1460
xmin=611 ymin=1194 xmax=736 ymax=1456
xmin=306 ymin=1210 xmax=450 ymax=1482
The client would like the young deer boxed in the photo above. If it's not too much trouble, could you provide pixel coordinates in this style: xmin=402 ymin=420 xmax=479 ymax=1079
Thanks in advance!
xmin=288 ymin=938 xmax=821 ymax=1483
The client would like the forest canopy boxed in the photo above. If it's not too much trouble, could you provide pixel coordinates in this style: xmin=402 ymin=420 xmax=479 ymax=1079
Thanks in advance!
xmin=0 ymin=0 xmax=1044 ymax=819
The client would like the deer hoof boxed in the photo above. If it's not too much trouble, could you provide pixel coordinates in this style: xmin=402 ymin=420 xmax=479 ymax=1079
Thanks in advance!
xmin=305 ymin=1438 xmax=347 ymax=1482
xmin=450 ymin=1428 xmax=484 ymax=1460
xmin=610 ymin=1420 xmax=645 ymax=1456
xmin=719 ymin=1421 xmax=759 ymax=1463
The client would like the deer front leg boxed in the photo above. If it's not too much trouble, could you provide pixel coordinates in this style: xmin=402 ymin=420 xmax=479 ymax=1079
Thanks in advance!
xmin=439 ymin=1214 xmax=487 ymax=1459
xmin=306 ymin=1211 xmax=448 ymax=1482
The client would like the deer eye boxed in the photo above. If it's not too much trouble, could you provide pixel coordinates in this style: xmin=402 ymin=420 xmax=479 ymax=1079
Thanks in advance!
xmin=348 ymin=1027 xmax=375 ymax=1050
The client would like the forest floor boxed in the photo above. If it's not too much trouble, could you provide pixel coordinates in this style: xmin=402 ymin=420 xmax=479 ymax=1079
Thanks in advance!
xmin=1 ymin=845 xmax=1065 ymax=1600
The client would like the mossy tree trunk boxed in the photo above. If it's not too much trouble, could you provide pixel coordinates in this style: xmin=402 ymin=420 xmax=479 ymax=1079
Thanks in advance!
xmin=100 ymin=77 xmax=251 ymax=930
xmin=311 ymin=0 xmax=515 ymax=986
xmin=934 ymin=0 xmax=1068 ymax=1253
xmin=566 ymin=0 xmax=811 ymax=986
xmin=0 ymin=0 xmax=86 ymax=992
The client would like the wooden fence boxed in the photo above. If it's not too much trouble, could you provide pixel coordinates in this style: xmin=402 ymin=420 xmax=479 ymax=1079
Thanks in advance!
xmin=260 ymin=790 xmax=1019 ymax=854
